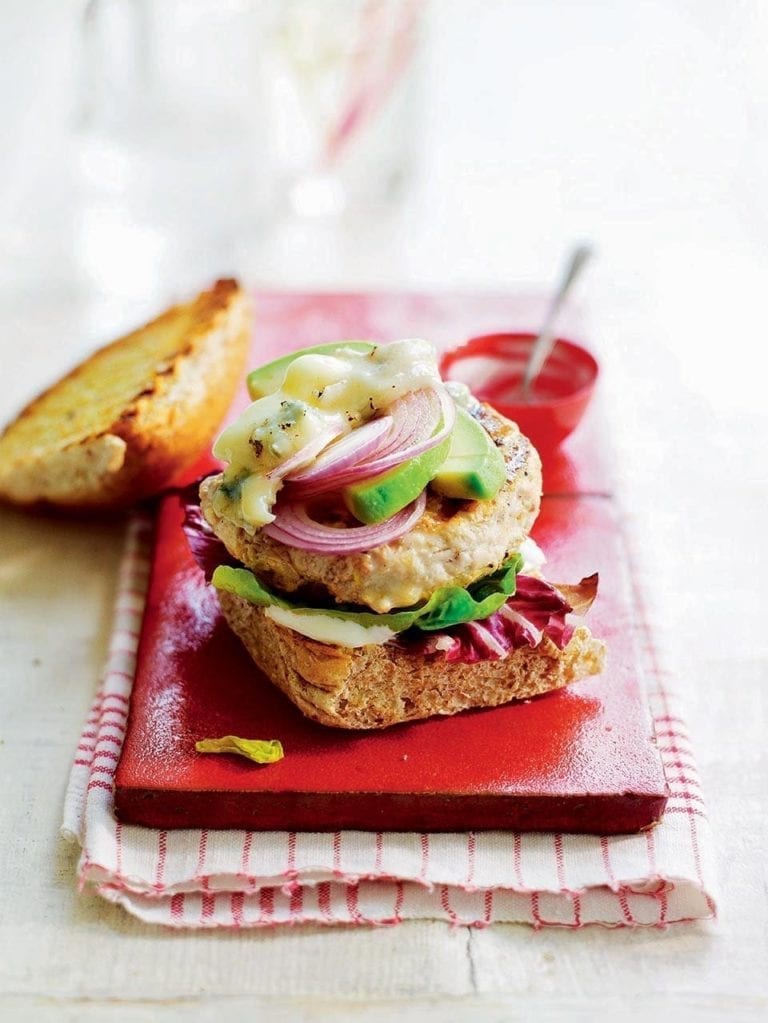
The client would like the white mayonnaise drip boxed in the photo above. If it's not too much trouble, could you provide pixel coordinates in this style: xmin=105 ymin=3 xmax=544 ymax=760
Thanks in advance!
xmin=264 ymin=606 xmax=397 ymax=647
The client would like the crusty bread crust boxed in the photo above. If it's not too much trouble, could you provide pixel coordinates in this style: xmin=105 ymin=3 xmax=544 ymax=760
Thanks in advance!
xmin=218 ymin=589 xmax=606 ymax=729
xmin=0 ymin=279 xmax=250 ymax=510
xmin=201 ymin=406 xmax=542 ymax=612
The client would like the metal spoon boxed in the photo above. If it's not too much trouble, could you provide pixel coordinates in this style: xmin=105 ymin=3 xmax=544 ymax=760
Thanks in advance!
xmin=520 ymin=243 xmax=593 ymax=399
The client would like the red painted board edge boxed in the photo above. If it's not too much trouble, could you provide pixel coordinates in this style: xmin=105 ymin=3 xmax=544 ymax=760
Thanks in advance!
xmin=115 ymin=787 xmax=667 ymax=835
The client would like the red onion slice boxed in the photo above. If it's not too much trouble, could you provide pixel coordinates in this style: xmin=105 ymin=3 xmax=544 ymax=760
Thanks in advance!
xmin=287 ymin=415 xmax=393 ymax=485
xmin=348 ymin=387 xmax=455 ymax=475
xmin=289 ymin=387 xmax=456 ymax=498
xmin=369 ymin=389 xmax=437 ymax=458
xmin=333 ymin=386 xmax=455 ymax=481
xmin=265 ymin=424 xmax=346 ymax=480
xmin=263 ymin=490 xmax=427 ymax=554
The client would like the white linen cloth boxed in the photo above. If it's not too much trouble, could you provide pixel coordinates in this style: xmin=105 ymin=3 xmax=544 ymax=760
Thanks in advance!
xmin=62 ymin=514 xmax=716 ymax=928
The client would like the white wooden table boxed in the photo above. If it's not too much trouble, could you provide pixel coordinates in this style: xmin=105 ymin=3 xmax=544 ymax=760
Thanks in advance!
xmin=1 ymin=3 xmax=767 ymax=1019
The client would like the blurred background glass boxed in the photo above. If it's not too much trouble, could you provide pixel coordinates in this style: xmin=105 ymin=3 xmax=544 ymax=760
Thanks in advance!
xmin=255 ymin=0 xmax=421 ymax=217
xmin=74 ymin=0 xmax=423 ymax=302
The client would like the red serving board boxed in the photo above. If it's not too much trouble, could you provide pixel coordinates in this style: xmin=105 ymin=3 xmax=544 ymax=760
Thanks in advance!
xmin=114 ymin=291 xmax=666 ymax=833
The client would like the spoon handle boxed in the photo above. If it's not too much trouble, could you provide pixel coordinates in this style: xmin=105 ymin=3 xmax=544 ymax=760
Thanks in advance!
xmin=521 ymin=243 xmax=593 ymax=398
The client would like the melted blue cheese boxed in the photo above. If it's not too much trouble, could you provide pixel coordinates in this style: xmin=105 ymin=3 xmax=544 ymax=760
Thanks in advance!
xmin=212 ymin=339 xmax=443 ymax=531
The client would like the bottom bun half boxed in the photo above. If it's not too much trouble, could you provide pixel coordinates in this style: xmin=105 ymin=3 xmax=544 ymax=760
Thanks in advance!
xmin=218 ymin=590 xmax=607 ymax=730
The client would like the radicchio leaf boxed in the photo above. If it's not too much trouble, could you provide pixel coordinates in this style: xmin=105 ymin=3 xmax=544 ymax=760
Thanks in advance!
xmin=551 ymin=573 xmax=599 ymax=616
xmin=179 ymin=479 xmax=237 ymax=582
xmin=397 ymin=574 xmax=599 ymax=665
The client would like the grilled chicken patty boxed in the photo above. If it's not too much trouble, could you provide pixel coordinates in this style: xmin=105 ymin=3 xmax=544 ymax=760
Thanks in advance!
xmin=200 ymin=405 xmax=542 ymax=613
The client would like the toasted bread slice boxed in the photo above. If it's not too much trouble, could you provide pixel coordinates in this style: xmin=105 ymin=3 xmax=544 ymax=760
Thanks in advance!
xmin=0 ymin=279 xmax=250 ymax=509
xmin=218 ymin=589 xmax=607 ymax=729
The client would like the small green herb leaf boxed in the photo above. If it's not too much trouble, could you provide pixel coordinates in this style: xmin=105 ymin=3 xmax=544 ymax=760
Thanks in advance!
xmin=195 ymin=736 xmax=284 ymax=764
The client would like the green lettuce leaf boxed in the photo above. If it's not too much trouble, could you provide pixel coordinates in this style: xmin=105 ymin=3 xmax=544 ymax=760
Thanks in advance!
xmin=211 ymin=553 xmax=522 ymax=634
xmin=195 ymin=736 xmax=284 ymax=764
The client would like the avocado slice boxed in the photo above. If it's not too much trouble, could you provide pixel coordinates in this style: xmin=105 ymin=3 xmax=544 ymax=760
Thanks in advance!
xmin=430 ymin=406 xmax=506 ymax=500
xmin=246 ymin=341 xmax=375 ymax=399
xmin=342 ymin=434 xmax=451 ymax=524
